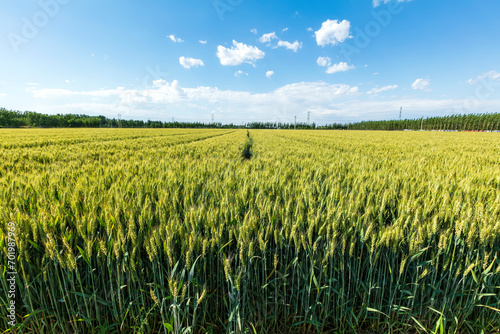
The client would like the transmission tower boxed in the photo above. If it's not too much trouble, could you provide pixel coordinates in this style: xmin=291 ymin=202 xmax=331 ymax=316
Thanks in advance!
xmin=307 ymin=111 xmax=310 ymax=125
xmin=294 ymin=116 xmax=297 ymax=130
xmin=399 ymin=107 xmax=402 ymax=121
xmin=117 ymin=114 xmax=121 ymax=128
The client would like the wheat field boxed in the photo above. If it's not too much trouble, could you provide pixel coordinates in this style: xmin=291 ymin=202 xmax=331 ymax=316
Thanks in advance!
xmin=1 ymin=129 xmax=499 ymax=333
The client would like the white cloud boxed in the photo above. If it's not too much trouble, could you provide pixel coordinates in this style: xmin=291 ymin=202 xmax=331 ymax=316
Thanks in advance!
xmin=90 ymin=53 xmax=95 ymax=57
xmin=367 ymin=85 xmax=399 ymax=94
xmin=315 ymin=19 xmax=351 ymax=47
xmin=168 ymin=34 xmax=183 ymax=43
xmin=411 ymin=78 xmax=431 ymax=91
xmin=277 ymin=40 xmax=302 ymax=52
xmin=250 ymin=28 xmax=258 ymax=34
xmin=234 ymin=70 xmax=248 ymax=77
xmin=373 ymin=72 xmax=380 ymax=76
xmin=0 ymin=93 xmax=6 ymax=97
xmin=325 ymin=62 xmax=355 ymax=74
xmin=216 ymin=40 xmax=265 ymax=66
xmin=282 ymin=27 xmax=288 ymax=32
xmin=30 ymin=80 xmax=500 ymax=124
xmin=28 ymin=80 xmax=359 ymax=123
xmin=317 ymin=58 xmax=354 ymax=75
xmin=199 ymin=40 xmax=207 ymax=44
xmin=467 ymin=70 xmax=500 ymax=85
xmin=264 ymin=82 xmax=359 ymax=105
xmin=373 ymin=0 xmax=412 ymax=8
xmin=29 ymin=86 xmax=131 ymax=99
xmin=266 ymin=71 xmax=274 ymax=78
xmin=307 ymin=27 xmax=313 ymax=32
xmin=179 ymin=57 xmax=205 ymax=69
xmin=259 ymin=32 xmax=277 ymax=43
xmin=317 ymin=56 xmax=331 ymax=67
xmin=26 ymin=83 xmax=40 ymax=86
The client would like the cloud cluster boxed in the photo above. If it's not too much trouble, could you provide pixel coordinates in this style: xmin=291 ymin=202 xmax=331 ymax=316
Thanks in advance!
xmin=315 ymin=19 xmax=351 ymax=46
xmin=234 ymin=70 xmax=248 ymax=77
xmin=367 ymin=85 xmax=399 ymax=94
xmin=326 ymin=62 xmax=354 ymax=74
xmin=467 ymin=70 xmax=500 ymax=85
xmin=259 ymin=32 xmax=277 ymax=43
xmin=29 ymin=80 xmax=360 ymax=122
xmin=317 ymin=57 xmax=354 ymax=74
xmin=216 ymin=40 xmax=265 ymax=66
xmin=31 ymin=80 xmax=358 ymax=101
xmin=316 ymin=57 xmax=331 ymax=67
xmin=168 ymin=34 xmax=183 ymax=43
xmin=258 ymin=32 xmax=302 ymax=53
xmin=411 ymin=78 xmax=431 ymax=91
xmin=170 ymin=19 xmax=354 ymax=76
xmin=28 ymin=79 xmax=500 ymax=124
xmin=277 ymin=40 xmax=302 ymax=52
xmin=179 ymin=57 xmax=204 ymax=69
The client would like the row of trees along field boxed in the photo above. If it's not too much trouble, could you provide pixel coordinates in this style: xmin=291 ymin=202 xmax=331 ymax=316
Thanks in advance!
xmin=1 ymin=107 xmax=500 ymax=130
xmin=0 ymin=108 xmax=229 ymax=129
xmin=0 ymin=108 xmax=319 ymax=129
xmin=348 ymin=113 xmax=500 ymax=131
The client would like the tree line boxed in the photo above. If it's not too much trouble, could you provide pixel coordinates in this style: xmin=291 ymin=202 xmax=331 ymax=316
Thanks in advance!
xmin=0 ymin=108 xmax=233 ymax=129
xmin=0 ymin=108 xmax=320 ymax=129
xmin=347 ymin=113 xmax=500 ymax=131
xmin=1 ymin=108 xmax=499 ymax=131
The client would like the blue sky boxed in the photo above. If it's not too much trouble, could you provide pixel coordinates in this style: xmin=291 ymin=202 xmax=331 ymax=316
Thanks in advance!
xmin=1 ymin=0 xmax=500 ymax=124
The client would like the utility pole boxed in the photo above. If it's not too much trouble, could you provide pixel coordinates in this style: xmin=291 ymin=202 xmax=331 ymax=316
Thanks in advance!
xmin=399 ymin=107 xmax=402 ymax=121
xmin=211 ymin=113 xmax=214 ymax=124
xmin=172 ymin=117 xmax=174 ymax=123
xmin=117 ymin=114 xmax=122 ymax=128
xmin=294 ymin=116 xmax=297 ymax=130
xmin=421 ymin=117 xmax=424 ymax=131
xmin=307 ymin=111 xmax=310 ymax=125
